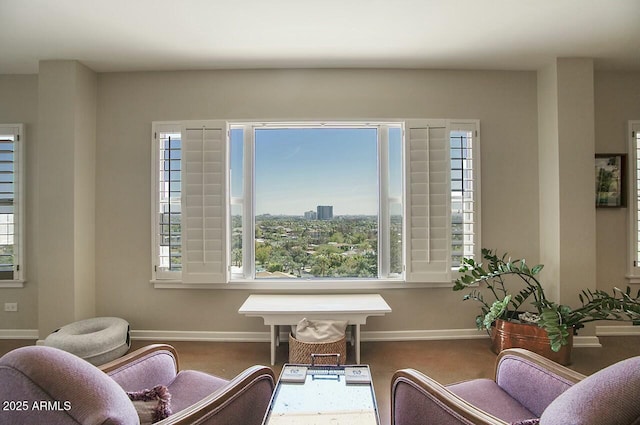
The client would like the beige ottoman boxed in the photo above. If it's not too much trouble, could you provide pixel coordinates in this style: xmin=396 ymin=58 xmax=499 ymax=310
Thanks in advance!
xmin=44 ymin=317 xmax=130 ymax=365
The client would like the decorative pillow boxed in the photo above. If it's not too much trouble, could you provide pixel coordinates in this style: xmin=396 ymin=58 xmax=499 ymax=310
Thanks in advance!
xmin=295 ymin=318 xmax=348 ymax=343
xmin=540 ymin=356 xmax=640 ymax=425
xmin=127 ymin=385 xmax=172 ymax=424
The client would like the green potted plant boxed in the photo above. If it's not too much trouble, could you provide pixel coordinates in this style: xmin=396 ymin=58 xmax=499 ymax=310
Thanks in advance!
xmin=453 ymin=248 xmax=640 ymax=364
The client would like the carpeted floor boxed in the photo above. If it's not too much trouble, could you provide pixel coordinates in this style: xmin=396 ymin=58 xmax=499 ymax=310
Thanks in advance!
xmin=2 ymin=336 xmax=639 ymax=425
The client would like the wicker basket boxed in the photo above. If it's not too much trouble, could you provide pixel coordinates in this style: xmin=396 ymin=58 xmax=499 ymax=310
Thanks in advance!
xmin=288 ymin=333 xmax=347 ymax=365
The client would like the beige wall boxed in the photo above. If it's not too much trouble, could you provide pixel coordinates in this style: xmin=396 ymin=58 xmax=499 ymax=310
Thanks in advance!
xmin=37 ymin=61 xmax=80 ymax=332
xmin=594 ymin=71 xmax=640 ymax=288
xmin=37 ymin=61 xmax=97 ymax=335
xmin=537 ymin=59 xmax=598 ymax=308
xmin=1 ymin=66 xmax=638 ymax=337
xmin=538 ymin=62 xmax=562 ymax=300
xmin=0 ymin=75 xmax=39 ymax=330
xmin=95 ymin=69 xmax=539 ymax=332
xmin=556 ymin=59 xmax=597 ymax=305
xmin=73 ymin=63 xmax=97 ymax=320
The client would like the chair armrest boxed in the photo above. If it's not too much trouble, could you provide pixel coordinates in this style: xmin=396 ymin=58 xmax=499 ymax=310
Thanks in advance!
xmin=494 ymin=348 xmax=586 ymax=417
xmin=100 ymin=344 xmax=180 ymax=391
xmin=158 ymin=365 xmax=275 ymax=425
xmin=391 ymin=369 xmax=508 ymax=425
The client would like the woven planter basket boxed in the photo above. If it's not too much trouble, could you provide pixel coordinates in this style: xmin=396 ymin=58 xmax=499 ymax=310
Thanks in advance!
xmin=288 ymin=333 xmax=347 ymax=365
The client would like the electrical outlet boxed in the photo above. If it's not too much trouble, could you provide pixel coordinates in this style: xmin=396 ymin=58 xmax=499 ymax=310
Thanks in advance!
xmin=4 ymin=302 xmax=18 ymax=312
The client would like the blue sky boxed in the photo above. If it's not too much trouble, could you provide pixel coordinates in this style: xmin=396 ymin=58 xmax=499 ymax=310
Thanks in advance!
xmin=230 ymin=127 xmax=402 ymax=216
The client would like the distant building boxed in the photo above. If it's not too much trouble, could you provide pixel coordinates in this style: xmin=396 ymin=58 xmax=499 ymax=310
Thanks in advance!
xmin=304 ymin=210 xmax=317 ymax=220
xmin=317 ymin=205 xmax=333 ymax=220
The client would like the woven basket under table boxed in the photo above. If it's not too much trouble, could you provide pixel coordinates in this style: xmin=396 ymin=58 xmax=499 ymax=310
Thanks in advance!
xmin=288 ymin=333 xmax=347 ymax=365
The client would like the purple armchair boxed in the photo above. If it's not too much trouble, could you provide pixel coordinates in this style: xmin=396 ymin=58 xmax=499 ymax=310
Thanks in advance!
xmin=0 ymin=343 xmax=275 ymax=425
xmin=391 ymin=348 xmax=640 ymax=425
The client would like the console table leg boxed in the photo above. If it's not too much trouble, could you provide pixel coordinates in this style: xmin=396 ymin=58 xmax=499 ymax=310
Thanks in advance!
xmin=355 ymin=324 xmax=361 ymax=364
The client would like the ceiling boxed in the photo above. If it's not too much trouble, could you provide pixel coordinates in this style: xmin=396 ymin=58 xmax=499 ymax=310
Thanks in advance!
xmin=1 ymin=0 xmax=639 ymax=74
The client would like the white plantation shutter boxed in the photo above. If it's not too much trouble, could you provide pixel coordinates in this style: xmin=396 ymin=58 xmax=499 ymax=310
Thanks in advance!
xmin=181 ymin=122 xmax=227 ymax=283
xmin=406 ymin=120 xmax=450 ymax=282
xmin=629 ymin=121 xmax=640 ymax=281
xmin=0 ymin=124 xmax=23 ymax=282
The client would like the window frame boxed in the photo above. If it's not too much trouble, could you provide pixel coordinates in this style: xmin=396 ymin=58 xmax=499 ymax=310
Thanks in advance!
xmin=0 ymin=123 xmax=25 ymax=288
xmin=628 ymin=121 xmax=640 ymax=283
xmin=150 ymin=119 xmax=481 ymax=290
xmin=228 ymin=121 xmax=405 ymax=284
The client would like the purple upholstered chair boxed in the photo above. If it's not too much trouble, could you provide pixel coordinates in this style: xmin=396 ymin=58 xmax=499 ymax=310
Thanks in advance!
xmin=391 ymin=348 xmax=640 ymax=425
xmin=0 ymin=344 xmax=275 ymax=425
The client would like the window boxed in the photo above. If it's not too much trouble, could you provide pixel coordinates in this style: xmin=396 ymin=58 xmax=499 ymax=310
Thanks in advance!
xmin=229 ymin=123 xmax=403 ymax=281
xmin=450 ymin=125 xmax=478 ymax=269
xmin=152 ymin=121 xmax=226 ymax=284
xmin=0 ymin=124 xmax=25 ymax=284
xmin=152 ymin=123 xmax=182 ymax=280
xmin=629 ymin=121 xmax=640 ymax=282
xmin=151 ymin=119 xmax=480 ymax=287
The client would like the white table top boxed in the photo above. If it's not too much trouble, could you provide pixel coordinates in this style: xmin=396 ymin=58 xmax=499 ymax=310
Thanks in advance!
xmin=238 ymin=294 xmax=391 ymax=315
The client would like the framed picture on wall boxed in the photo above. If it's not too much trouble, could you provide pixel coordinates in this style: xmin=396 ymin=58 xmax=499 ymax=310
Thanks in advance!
xmin=595 ymin=154 xmax=626 ymax=208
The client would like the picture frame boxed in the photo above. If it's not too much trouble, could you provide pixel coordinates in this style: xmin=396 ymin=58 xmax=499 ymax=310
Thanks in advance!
xmin=595 ymin=154 xmax=626 ymax=208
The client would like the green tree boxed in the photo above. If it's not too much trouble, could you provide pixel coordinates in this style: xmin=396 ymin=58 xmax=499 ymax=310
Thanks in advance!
xmin=310 ymin=253 xmax=332 ymax=277
xmin=232 ymin=248 xmax=242 ymax=267
xmin=329 ymin=232 xmax=345 ymax=244
xmin=255 ymin=244 xmax=272 ymax=266
xmin=289 ymin=246 xmax=309 ymax=277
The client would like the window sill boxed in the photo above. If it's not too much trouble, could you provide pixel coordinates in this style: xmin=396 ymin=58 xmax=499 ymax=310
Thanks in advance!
xmin=625 ymin=274 xmax=640 ymax=285
xmin=0 ymin=280 xmax=25 ymax=288
xmin=151 ymin=279 xmax=453 ymax=290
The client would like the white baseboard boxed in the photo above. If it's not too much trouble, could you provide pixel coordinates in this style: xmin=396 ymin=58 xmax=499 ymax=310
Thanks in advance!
xmin=131 ymin=329 xmax=270 ymax=342
xmin=573 ymin=336 xmax=601 ymax=348
xmin=596 ymin=325 xmax=640 ymax=336
xmin=0 ymin=329 xmax=38 ymax=339
xmin=131 ymin=328 xmax=606 ymax=349
xmin=128 ymin=328 xmax=491 ymax=343
xmin=0 ymin=328 xmax=620 ymax=348
xmin=361 ymin=328 xmax=489 ymax=341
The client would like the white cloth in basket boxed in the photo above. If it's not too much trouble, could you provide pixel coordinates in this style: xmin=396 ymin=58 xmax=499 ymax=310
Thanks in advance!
xmin=293 ymin=318 xmax=348 ymax=343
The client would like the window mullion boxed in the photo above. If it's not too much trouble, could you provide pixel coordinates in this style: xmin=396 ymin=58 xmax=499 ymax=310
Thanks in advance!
xmin=243 ymin=125 xmax=255 ymax=279
xmin=379 ymin=125 xmax=390 ymax=278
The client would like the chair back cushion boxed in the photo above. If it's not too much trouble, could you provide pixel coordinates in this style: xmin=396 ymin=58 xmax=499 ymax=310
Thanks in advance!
xmin=106 ymin=346 xmax=178 ymax=392
xmin=0 ymin=345 xmax=138 ymax=425
xmin=496 ymin=352 xmax=576 ymax=417
xmin=540 ymin=356 xmax=640 ymax=425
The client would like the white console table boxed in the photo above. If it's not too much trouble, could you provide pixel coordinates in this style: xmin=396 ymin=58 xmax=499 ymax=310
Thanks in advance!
xmin=238 ymin=294 xmax=392 ymax=365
